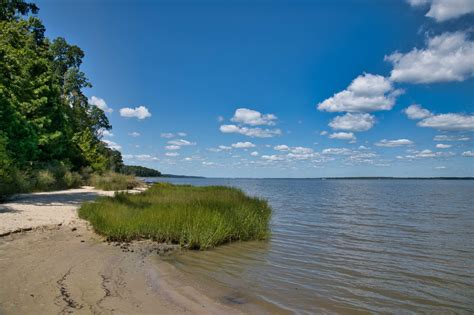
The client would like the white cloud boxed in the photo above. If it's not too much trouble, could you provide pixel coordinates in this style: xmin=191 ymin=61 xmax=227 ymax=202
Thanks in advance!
xmin=219 ymin=124 xmax=281 ymax=138
xmin=436 ymin=143 xmax=452 ymax=149
xmin=435 ymin=166 xmax=446 ymax=169
xmin=407 ymin=0 xmax=474 ymax=22
xmin=322 ymin=148 xmax=352 ymax=155
xmin=386 ymin=32 xmax=474 ymax=83
xmin=161 ymin=133 xmax=175 ymax=138
xmin=261 ymin=155 xmax=284 ymax=161
xmin=409 ymin=149 xmax=455 ymax=158
xmin=250 ymin=151 xmax=259 ymax=156
xmin=404 ymin=104 xmax=474 ymax=131
xmin=202 ymin=161 xmax=216 ymax=166
xmin=231 ymin=108 xmax=277 ymax=126
xmin=329 ymin=132 xmax=356 ymax=141
xmin=329 ymin=113 xmax=375 ymax=131
xmin=89 ymin=96 xmax=113 ymax=113
xmin=231 ymin=141 xmax=256 ymax=149
xmin=404 ymin=104 xmax=432 ymax=119
xmin=290 ymin=147 xmax=313 ymax=154
xmin=219 ymin=145 xmax=232 ymax=150
xmin=165 ymin=152 xmax=180 ymax=157
xmin=123 ymin=154 xmax=159 ymax=161
xmin=99 ymin=129 xmax=113 ymax=137
xmin=317 ymin=73 xmax=402 ymax=112
xmin=417 ymin=113 xmax=474 ymax=131
xmin=128 ymin=131 xmax=140 ymax=137
xmin=165 ymin=145 xmax=181 ymax=150
xmin=434 ymin=135 xmax=470 ymax=141
xmin=168 ymin=139 xmax=196 ymax=146
xmin=217 ymin=116 xmax=224 ymax=122
xmin=462 ymin=150 xmax=474 ymax=157
xmin=320 ymin=131 xmax=328 ymax=136
xmin=274 ymin=144 xmax=290 ymax=151
xmin=102 ymin=139 xmax=121 ymax=150
xmin=177 ymin=132 xmax=187 ymax=137
xmin=119 ymin=106 xmax=151 ymax=119
xmin=375 ymin=139 xmax=414 ymax=147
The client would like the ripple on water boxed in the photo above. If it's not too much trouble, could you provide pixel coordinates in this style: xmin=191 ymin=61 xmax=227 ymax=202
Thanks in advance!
xmin=155 ymin=178 xmax=474 ymax=313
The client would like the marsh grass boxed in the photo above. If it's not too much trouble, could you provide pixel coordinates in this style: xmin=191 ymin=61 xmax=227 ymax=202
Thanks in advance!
xmin=79 ymin=182 xmax=272 ymax=250
xmin=88 ymin=172 xmax=142 ymax=191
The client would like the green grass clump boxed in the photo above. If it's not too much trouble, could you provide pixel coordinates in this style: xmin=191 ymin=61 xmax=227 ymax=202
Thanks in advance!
xmin=88 ymin=172 xmax=142 ymax=191
xmin=79 ymin=182 xmax=272 ymax=250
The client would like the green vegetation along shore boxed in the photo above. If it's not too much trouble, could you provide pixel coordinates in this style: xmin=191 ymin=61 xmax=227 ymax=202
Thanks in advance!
xmin=79 ymin=182 xmax=272 ymax=250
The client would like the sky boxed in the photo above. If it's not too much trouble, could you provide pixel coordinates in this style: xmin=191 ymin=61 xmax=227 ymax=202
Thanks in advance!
xmin=37 ymin=0 xmax=473 ymax=177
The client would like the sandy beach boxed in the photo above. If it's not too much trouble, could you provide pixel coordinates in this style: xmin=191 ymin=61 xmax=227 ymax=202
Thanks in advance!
xmin=0 ymin=188 xmax=275 ymax=314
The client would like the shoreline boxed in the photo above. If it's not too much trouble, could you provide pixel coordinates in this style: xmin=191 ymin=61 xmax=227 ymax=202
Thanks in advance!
xmin=0 ymin=187 xmax=281 ymax=314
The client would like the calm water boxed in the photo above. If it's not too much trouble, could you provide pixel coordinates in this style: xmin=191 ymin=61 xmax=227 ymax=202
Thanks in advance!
xmin=151 ymin=178 xmax=474 ymax=314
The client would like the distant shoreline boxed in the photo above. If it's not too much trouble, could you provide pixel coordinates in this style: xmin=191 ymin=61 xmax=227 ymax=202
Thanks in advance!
xmin=151 ymin=176 xmax=474 ymax=180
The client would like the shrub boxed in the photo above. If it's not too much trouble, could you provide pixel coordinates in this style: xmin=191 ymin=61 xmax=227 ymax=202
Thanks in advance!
xmin=35 ymin=170 xmax=56 ymax=191
xmin=63 ymin=171 xmax=83 ymax=188
xmin=79 ymin=183 xmax=272 ymax=250
xmin=88 ymin=172 xmax=142 ymax=191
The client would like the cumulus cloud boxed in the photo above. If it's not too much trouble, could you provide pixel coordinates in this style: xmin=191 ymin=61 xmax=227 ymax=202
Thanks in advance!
xmin=375 ymin=139 xmax=414 ymax=147
xmin=406 ymin=149 xmax=455 ymax=158
xmin=434 ymin=135 xmax=470 ymax=141
xmin=89 ymin=96 xmax=113 ymax=113
xmin=231 ymin=108 xmax=277 ymax=126
xmin=322 ymin=148 xmax=352 ymax=155
xmin=165 ymin=145 xmax=181 ymax=150
xmin=219 ymin=124 xmax=281 ymax=138
xmin=231 ymin=141 xmax=256 ymax=149
xmin=317 ymin=73 xmax=402 ymax=112
xmin=161 ymin=133 xmax=175 ymax=138
xmin=417 ymin=113 xmax=474 ymax=131
xmin=119 ymin=106 xmax=151 ymax=119
xmin=177 ymin=132 xmax=187 ymax=137
xmin=168 ymin=139 xmax=196 ymax=146
xmin=407 ymin=0 xmax=474 ymax=22
xmin=386 ymin=32 xmax=474 ymax=84
xmin=250 ymin=151 xmax=259 ymax=156
xmin=122 ymin=154 xmax=158 ymax=161
xmin=404 ymin=104 xmax=432 ymax=119
xmin=99 ymin=129 xmax=113 ymax=137
xmin=329 ymin=113 xmax=375 ymax=131
xmin=436 ymin=143 xmax=452 ymax=149
xmin=165 ymin=152 xmax=180 ymax=157
xmin=128 ymin=131 xmax=140 ymax=137
xmin=261 ymin=155 xmax=284 ymax=161
xmin=329 ymin=132 xmax=356 ymax=141
xmin=462 ymin=150 xmax=474 ymax=157
xmin=404 ymin=104 xmax=474 ymax=131
xmin=102 ymin=139 xmax=121 ymax=150
xmin=274 ymin=145 xmax=290 ymax=151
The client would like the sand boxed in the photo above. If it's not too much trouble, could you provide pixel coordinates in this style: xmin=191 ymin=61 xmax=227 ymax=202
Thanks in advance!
xmin=0 ymin=188 xmax=268 ymax=314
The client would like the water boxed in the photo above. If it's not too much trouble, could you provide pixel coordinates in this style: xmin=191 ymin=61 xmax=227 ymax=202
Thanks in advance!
xmin=149 ymin=178 xmax=474 ymax=314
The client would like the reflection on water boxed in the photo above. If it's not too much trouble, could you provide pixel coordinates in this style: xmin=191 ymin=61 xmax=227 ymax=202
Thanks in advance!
xmin=153 ymin=178 xmax=474 ymax=314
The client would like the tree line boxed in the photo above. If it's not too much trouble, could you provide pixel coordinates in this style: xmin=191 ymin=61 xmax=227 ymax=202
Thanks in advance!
xmin=0 ymin=1 xmax=158 ymax=198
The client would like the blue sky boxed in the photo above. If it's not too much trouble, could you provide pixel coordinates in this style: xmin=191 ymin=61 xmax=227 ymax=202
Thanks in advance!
xmin=38 ymin=0 xmax=473 ymax=177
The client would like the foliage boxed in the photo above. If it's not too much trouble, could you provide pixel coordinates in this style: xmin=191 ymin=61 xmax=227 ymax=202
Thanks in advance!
xmin=79 ymin=183 xmax=272 ymax=250
xmin=121 ymin=165 xmax=161 ymax=177
xmin=88 ymin=172 xmax=142 ymax=191
xmin=0 ymin=0 xmax=125 ymax=198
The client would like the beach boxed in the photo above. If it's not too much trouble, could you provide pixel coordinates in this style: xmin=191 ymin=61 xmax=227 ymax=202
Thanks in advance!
xmin=0 ymin=188 xmax=275 ymax=314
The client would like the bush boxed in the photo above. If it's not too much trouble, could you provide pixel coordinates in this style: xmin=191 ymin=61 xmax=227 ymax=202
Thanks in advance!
xmin=88 ymin=172 xmax=142 ymax=191
xmin=63 ymin=171 xmax=83 ymax=188
xmin=79 ymin=183 xmax=272 ymax=250
xmin=35 ymin=170 xmax=56 ymax=191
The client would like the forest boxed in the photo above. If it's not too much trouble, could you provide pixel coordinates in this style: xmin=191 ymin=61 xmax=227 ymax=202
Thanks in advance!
xmin=0 ymin=1 xmax=148 ymax=198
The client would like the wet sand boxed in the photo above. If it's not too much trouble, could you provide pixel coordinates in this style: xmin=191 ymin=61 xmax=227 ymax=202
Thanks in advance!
xmin=0 ymin=222 xmax=243 ymax=314
xmin=0 ymin=188 xmax=278 ymax=314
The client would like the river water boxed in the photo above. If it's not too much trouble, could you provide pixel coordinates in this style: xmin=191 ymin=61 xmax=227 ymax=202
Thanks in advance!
xmin=150 ymin=178 xmax=474 ymax=314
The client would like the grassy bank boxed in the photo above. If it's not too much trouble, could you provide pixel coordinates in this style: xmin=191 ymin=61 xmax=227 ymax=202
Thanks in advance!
xmin=79 ymin=183 xmax=272 ymax=250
